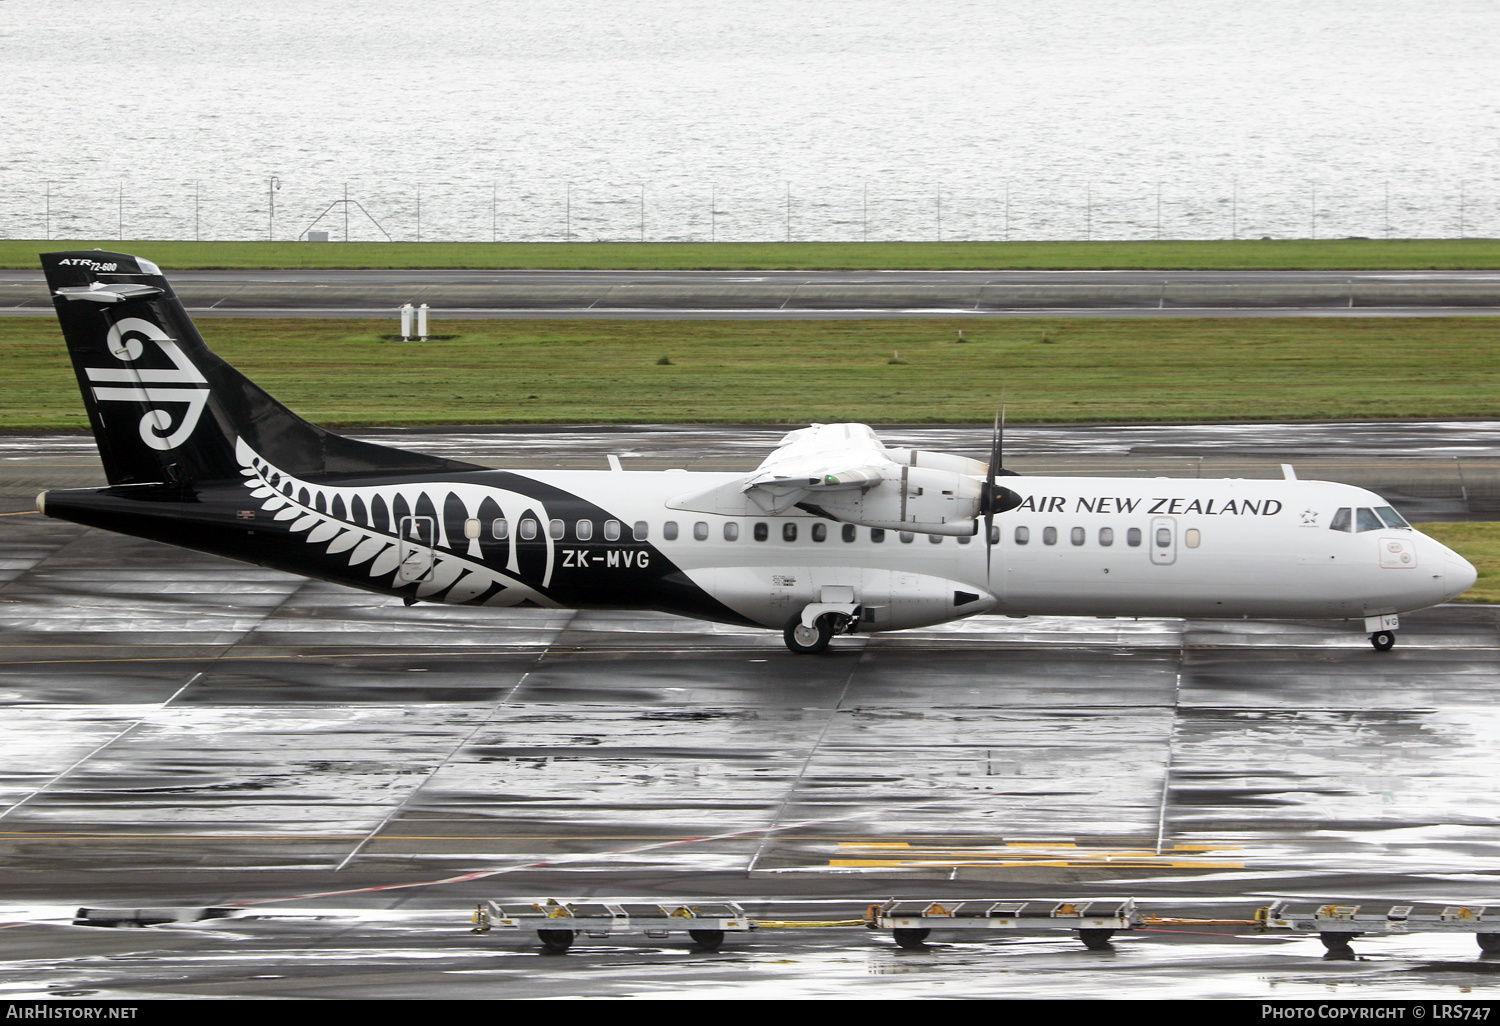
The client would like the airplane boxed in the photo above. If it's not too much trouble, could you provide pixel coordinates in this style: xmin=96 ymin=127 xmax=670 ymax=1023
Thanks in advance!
xmin=34 ymin=251 xmax=1477 ymax=655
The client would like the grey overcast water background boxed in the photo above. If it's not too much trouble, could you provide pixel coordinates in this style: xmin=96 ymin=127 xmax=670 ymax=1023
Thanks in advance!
xmin=2 ymin=0 xmax=1499 ymax=243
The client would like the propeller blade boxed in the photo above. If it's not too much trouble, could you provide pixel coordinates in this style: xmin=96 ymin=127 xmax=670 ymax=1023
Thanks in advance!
xmin=999 ymin=400 xmax=1006 ymax=474
xmin=985 ymin=410 xmax=1000 ymax=574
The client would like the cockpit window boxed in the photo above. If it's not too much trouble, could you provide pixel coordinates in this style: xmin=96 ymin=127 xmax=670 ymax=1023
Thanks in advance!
xmin=1355 ymin=508 xmax=1383 ymax=533
xmin=1375 ymin=506 xmax=1410 ymax=529
xmin=1329 ymin=508 xmax=1351 ymax=532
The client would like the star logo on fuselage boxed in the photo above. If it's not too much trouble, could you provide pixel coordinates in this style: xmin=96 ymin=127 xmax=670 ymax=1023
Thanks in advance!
xmin=1300 ymin=508 xmax=1319 ymax=526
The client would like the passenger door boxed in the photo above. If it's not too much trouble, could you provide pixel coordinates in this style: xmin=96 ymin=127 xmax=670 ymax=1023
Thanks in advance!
xmin=396 ymin=515 xmax=436 ymax=583
xmin=1150 ymin=517 xmax=1177 ymax=566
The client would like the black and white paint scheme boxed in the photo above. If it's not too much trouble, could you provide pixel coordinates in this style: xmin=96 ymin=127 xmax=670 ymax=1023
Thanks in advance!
xmin=38 ymin=252 xmax=1477 ymax=654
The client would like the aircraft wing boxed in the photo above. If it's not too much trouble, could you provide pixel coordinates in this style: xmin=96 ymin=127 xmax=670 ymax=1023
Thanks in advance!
xmin=669 ymin=422 xmax=990 ymax=534
xmin=740 ymin=424 xmax=898 ymax=514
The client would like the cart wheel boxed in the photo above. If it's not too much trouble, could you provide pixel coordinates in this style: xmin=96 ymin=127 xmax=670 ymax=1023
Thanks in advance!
xmin=1319 ymin=933 xmax=1358 ymax=959
xmin=689 ymin=929 xmax=725 ymax=951
xmin=1478 ymin=933 xmax=1500 ymax=955
xmin=892 ymin=928 xmax=930 ymax=949
xmin=537 ymin=929 xmax=575 ymax=953
xmin=1078 ymin=929 xmax=1115 ymax=950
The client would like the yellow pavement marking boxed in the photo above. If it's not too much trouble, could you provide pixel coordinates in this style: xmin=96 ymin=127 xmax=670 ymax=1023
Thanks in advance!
xmin=828 ymin=839 xmax=1245 ymax=870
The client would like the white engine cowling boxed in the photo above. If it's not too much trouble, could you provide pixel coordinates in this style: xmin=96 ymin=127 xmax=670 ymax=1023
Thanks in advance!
xmin=807 ymin=465 xmax=982 ymax=536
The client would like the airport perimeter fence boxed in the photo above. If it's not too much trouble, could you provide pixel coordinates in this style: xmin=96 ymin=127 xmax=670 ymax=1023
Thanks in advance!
xmin=3 ymin=177 xmax=1497 ymax=245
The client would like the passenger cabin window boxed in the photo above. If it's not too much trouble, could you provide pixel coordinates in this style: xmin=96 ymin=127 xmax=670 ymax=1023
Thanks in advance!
xmin=754 ymin=522 xmax=768 ymax=541
xmin=842 ymin=524 xmax=857 ymax=543
xmin=575 ymin=520 xmax=593 ymax=541
xmin=1156 ymin=527 xmax=1172 ymax=547
xmin=603 ymin=519 xmax=621 ymax=541
xmin=491 ymin=518 xmax=509 ymax=540
xmin=724 ymin=522 xmax=739 ymax=541
xmin=811 ymin=523 xmax=827 ymax=542
xmin=1355 ymin=508 xmax=1383 ymax=533
xmin=464 ymin=518 xmax=482 ymax=540
xmin=632 ymin=521 xmax=649 ymax=541
xmin=1042 ymin=527 xmax=1057 ymax=546
xmin=928 ymin=533 xmax=942 ymax=544
xmin=1185 ymin=528 xmax=1201 ymax=548
xmin=1015 ymin=526 xmax=1030 ymax=545
xmin=1127 ymin=528 xmax=1142 ymax=547
xmin=990 ymin=525 xmax=999 ymax=545
xmin=871 ymin=528 xmax=886 ymax=543
xmin=694 ymin=521 xmax=709 ymax=541
xmin=549 ymin=519 xmax=565 ymax=540
xmin=663 ymin=521 xmax=679 ymax=541
xmin=1330 ymin=508 xmax=1352 ymax=532
xmin=783 ymin=523 xmax=798 ymax=542
xmin=1375 ymin=506 xmax=1410 ymax=529
xmin=1099 ymin=527 xmax=1114 ymax=546
xmin=957 ymin=532 xmax=971 ymax=545
xmin=519 ymin=518 xmax=538 ymax=540
xmin=1070 ymin=527 xmax=1085 ymax=546
xmin=899 ymin=532 xmax=915 ymax=543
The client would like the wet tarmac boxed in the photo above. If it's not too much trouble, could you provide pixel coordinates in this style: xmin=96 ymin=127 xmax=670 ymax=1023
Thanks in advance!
xmin=2 ymin=426 xmax=1499 ymax=999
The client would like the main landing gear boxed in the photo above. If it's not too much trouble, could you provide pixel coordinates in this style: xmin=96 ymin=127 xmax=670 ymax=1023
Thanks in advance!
xmin=783 ymin=605 xmax=860 ymax=654
xmin=784 ymin=616 xmax=835 ymax=654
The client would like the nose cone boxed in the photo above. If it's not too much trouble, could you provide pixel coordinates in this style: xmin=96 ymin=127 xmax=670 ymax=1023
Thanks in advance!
xmin=1445 ymin=551 xmax=1479 ymax=601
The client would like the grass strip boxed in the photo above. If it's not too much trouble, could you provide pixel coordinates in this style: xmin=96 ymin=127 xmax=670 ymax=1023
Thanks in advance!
xmin=1417 ymin=523 xmax=1500 ymax=603
xmin=3 ymin=316 xmax=1498 ymax=430
xmin=3 ymin=239 xmax=1500 ymax=271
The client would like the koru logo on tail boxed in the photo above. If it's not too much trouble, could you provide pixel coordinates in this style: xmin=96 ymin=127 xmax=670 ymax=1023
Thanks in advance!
xmin=87 ymin=317 xmax=209 ymax=450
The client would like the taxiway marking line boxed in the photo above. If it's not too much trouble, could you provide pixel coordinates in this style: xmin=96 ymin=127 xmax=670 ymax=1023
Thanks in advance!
xmin=1155 ymin=664 xmax=1184 ymax=855
xmin=332 ymin=613 xmax=576 ymax=871
xmin=744 ymin=647 xmax=863 ymax=874
xmin=0 ymin=511 xmax=38 ymax=516
xmin=227 ymin=806 xmax=900 ymax=907
xmin=0 ymin=671 xmax=203 ymax=823
xmin=0 ymin=832 xmax=1215 ymax=844
xmin=836 ymin=843 xmax=1242 ymax=854
xmin=834 ymin=858 xmax=1242 ymax=864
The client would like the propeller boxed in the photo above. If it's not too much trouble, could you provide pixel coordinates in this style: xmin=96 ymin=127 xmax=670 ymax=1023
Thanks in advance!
xmin=984 ymin=409 xmax=1001 ymax=574
xmin=982 ymin=403 xmax=1021 ymax=575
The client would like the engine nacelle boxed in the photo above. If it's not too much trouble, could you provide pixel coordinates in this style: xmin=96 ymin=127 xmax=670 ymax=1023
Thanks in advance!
xmin=886 ymin=448 xmax=989 ymax=477
xmin=808 ymin=465 xmax=982 ymax=536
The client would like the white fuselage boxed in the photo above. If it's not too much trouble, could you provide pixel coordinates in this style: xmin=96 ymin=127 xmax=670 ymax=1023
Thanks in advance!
xmin=518 ymin=470 xmax=1476 ymax=631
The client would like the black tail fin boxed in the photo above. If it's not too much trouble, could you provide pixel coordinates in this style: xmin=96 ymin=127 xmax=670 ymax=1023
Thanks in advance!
xmin=42 ymin=251 xmax=476 ymax=487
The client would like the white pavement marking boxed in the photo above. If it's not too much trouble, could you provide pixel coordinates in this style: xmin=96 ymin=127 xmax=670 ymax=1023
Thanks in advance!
xmin=0 ymin=671 xmax=202 ymax=821
xmin=744 ymin=649 xmax=864 ymax=875
xmin=331 ymin=610 xmax=577 ymax=871
xmin=1155 ymin=665 xmax=1184 ymax=857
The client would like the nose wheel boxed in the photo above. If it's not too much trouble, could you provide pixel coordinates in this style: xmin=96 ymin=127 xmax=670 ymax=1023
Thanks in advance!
xmin=1370 ymin=630 xmax=1396 ymax=652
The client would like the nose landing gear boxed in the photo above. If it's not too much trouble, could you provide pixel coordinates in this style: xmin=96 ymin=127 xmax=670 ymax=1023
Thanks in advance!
xmin=1364 ymin=614 xmax=1399 ymax=653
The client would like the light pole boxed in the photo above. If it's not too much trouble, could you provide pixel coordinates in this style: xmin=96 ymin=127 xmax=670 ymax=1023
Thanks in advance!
xmin=268 ymin=175 xmax=281 ymax=241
